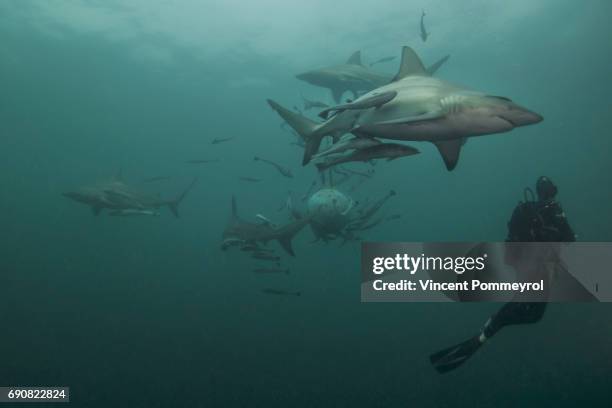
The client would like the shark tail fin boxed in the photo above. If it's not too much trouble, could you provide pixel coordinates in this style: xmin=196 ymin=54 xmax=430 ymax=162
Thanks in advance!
xmin=391 ymin=46 xmax=428 ymax=82
xmin=167 ymin=177 xmax=198 ymax=217
xmin=267 ymin=99 xmax=324 ymax=165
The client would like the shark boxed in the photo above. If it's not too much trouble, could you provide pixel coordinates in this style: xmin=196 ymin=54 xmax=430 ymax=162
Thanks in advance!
xmin=295 ymin=50 xmax=450 ymax=104
xmin=63 ymin=175 xmax=198 ymax=217
xmin=221 ymin=196 xmax=311 ymax=256
xmin=269 ymin=46 xmax=542 ymax=171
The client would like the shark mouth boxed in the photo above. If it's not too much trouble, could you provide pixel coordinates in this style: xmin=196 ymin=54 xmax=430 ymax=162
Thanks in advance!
xmin=496 ymin=115 xmax=517 ymax=127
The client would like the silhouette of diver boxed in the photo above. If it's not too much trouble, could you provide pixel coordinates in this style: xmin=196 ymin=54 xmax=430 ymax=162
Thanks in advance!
xmin=430 ymin=177 xmax=576 ymax=373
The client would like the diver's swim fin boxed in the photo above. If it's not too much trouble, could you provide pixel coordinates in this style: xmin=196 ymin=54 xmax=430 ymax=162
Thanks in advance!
xmin=429 ymin=335 xmax=482 ymax=374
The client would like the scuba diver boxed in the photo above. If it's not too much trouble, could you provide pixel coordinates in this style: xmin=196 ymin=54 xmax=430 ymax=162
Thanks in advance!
xmin=430 ymin=176 xmax=576 ymax=373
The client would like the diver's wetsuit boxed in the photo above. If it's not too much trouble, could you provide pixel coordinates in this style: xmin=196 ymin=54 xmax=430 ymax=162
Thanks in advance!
xmin=430 ymin=192 xmax=576 ymax=373
xmin=506 ymin=198 xmax=576 ymax=243
xmin=482 ymin=198 xmax=576 ymax=339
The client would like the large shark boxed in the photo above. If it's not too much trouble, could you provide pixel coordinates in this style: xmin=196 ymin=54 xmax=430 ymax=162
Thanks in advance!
xmin=221 ymin=196 xmax=310 ymax=256
xmin=63 ymin=175 xmax=198 ymax=217
xmin=296 ymin=50 xmax=450 ymax=104
xmin=270 ymin=46 xmax=542 ymax=171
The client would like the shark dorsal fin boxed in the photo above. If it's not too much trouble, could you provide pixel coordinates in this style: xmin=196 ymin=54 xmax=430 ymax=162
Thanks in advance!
xmin=346 ymin=51 xmax=362 ymax=65
xmin=391 ymin=46 xmax=428 ymax=82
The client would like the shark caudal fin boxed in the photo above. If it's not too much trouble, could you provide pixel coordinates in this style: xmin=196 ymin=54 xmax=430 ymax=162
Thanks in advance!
xmin=275 ymin=218 xmax=310 ymax=256
xmin=267 ymin=99 xmax=325 ymax=166
xmin=426 ymin=54 xmax=450 ymax=75
xmin=167 ymin=177 xmax=198 ymax=217
xmin=391 ymin=46 xmax=428 ymax=82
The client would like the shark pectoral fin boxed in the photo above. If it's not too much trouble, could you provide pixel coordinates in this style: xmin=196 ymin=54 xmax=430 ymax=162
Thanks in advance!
xmin=91 ymin=206 xmax=102 ymax=216
xmin=277 ymin=236 xmax=295 ymax=257
xmin=346 ymin=50 xmax=362 ymax=65
xmin=391 ymin=46 xmax=428 ymax=82
xmin=433 ymin=139 xmax=465 ymax=171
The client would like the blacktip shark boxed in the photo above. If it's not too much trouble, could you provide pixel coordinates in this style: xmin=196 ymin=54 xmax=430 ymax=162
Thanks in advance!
xmin=295 ymin=50 xmax=450 ymax=103
xmin=269 ymin=46 xmax=542 ymax=171
xmin=221 ymin=196 xmax=310 ymax=256
xmin=63 ymin=175 xmax=198 ymax=217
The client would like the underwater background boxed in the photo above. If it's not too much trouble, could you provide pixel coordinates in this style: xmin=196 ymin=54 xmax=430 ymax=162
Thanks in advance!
xmin=1 ymin=0 xmax=611 ymax=406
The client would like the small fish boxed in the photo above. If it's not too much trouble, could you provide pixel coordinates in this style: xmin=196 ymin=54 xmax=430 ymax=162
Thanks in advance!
xmin=211 ymin=136 xmax=234 ymax=144
xmin=319 ymin=91 xmax=397 ymax=119
xmin=141 ymin=176 xmax=171 ymax=183
xmin=253 ymin=268 xmax=290 ymax=275
xmin=254 ymin=156 xmax=293 ymax=178
xmin=315 ymin=143 xmax=419 ymax=172
xmin=261 ymin=288 xmax=301 ymax=296
xmin=221 ymin=238 xmax=246 ymax=251
xmin=239 ymin=176 xmax=261 ymax=182
xmin=109 ymin=209 xmax=160 ymax=217
xmin=313 ymin=137 xmax=382 ymax=160
xmin=420 ymin=10 xmax=429 ymax=42
xmin=255 ymin=214 xmax=275 ymax=226
xmin=348 ymin=190 xmax=396 ymax=231
xmin=252 ymin=252 xmax=281 ymax=262
xmin=185 ymin=159 xmax=220 ymax=164
xmin=386 ymin=214 xmax=402 ymax=221
xmin=369 ymin=56 xmax=396 ymax=67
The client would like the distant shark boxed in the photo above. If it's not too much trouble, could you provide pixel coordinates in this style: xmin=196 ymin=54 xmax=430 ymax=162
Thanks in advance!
xmin=295 ymin=50 xmax=450 ymax=103
xmin=63 ymin=173 xmax=197 ymax=217
xmin=270 ymin=46 xmax=542 ymax=171
xmin=420 ymin=11 xmax=429 ymax=42
xmin=221 ymin=196 xmax=310 ymax=256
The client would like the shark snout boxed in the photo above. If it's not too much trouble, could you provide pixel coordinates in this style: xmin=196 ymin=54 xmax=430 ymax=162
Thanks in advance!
xmin=295 ymin=72 xmax=315 ymax=82
xmin=485 ymin=97 xmax=543 ymax=128
xmin=499 ymin=105 xmax=543 ymax=127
